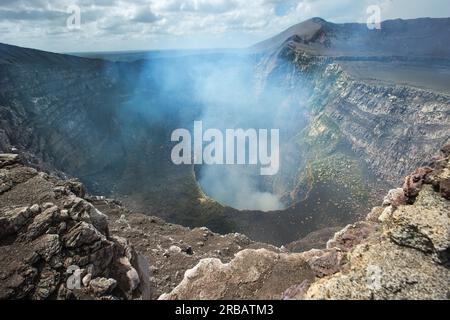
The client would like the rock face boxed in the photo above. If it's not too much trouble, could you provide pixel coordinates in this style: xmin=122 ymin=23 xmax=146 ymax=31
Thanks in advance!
xmin=159 ymin=146 xmax=450 ymax=300
xmin=306 ymin=240 xmax=448 ymax=300
xmin=0 ymin=154 xmax=146 ymax=300
xmin=159 ymin=249 xmax=315 ymax=300
xmin=304 ymin=146 xmax=450 ymax=300
xmin=263 ymin=50 xmax=450 ymax=190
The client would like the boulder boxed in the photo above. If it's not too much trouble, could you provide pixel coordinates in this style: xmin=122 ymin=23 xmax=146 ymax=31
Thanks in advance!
xmin=403 ymin=167 xmax=433 ymax=200
xmin=64 ymin=196 xmax=109 ymax=235
xmin=26 ymin=206 xmax=59 ymax=240
xmin=385 ymin=185 xmax=450 ymax=262
xmin=299 ymin=248 xmax=345 ymax=278
xmin=63 ymin=222 xmax=105 ymax=249
xmin=382 ymin=188 xmax=407 ymax=207
xmin=89 ymin=277 xmax=117 ymax=296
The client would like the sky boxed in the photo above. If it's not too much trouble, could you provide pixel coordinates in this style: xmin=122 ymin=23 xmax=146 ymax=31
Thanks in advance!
xmin=0 ymin=0 xmax=449 ymax=53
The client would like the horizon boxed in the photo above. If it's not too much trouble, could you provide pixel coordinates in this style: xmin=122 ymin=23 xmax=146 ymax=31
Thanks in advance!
xmin=2 ymin=15 xmax=450 ymax=55
xmin=1 ymin=0 xmax=450 ymax=53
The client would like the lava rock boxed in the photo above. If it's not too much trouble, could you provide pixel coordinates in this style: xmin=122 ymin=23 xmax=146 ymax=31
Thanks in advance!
xmin=89 ymin=278 xmax=117 ymax=296
xmin=159 ymin=249 xmax=315 ymax=300
xmin=439 ymin=179 xmax=450 ymax=200
xmin=403 ymin=167 xmax=433 ymax=200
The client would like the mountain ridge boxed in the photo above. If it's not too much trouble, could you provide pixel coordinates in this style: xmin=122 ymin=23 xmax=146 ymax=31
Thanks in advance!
xmin=252 ymin=17 xmax=450 ymax=59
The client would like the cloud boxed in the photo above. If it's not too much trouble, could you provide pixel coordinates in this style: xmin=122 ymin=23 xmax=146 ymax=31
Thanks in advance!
xmin=132 ymin=6 xmax=161 ymax=23
xmin=0 ymin=0 xmax=449 ymax=52
xmin=0 ymin=8 xmax=66 ymax=21
xmin=153 ymin=0 xmax=237 ymax=13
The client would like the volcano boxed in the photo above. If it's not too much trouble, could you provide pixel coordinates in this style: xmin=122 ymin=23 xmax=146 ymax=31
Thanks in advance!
xmin=0 ymin=18 xmax=449 ymax=246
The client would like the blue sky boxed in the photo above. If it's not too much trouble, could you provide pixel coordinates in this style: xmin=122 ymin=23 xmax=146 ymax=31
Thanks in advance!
xmin=1 ymin=0 xmax=449 ymax=52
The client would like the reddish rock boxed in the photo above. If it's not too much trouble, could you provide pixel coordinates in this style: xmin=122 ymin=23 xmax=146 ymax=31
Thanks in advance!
xmin=440 ymin=143 xmax=450 ymax=157
xmin=326 ymin=221 xmax=377 ymax=252
xmin=383 ymin=188 xmax=407 ymax=207
xmin=300 ymin=248 xmax=345 ymax=278
xmin=440 ymin=178 xmax=450 ymax=200
xmin=282 ymin=280 xmax=311 ymax=300
xmin=403 ymin=167 xmax=433 ymax=200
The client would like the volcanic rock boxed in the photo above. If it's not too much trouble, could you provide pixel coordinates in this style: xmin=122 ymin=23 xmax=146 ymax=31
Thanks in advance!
xmin=303 ymin=149 xmax=450 ymax=299
xmin=159 ymin=249 xmax=315 ymax=300
xmin=159 ymin=146 xmax=450 ymax=300
xmin=0 ymin=154 xmax=145 ymax=300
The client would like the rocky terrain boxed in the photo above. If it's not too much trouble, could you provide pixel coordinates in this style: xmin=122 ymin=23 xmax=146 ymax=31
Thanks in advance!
xmin=95 ymin=200 xmax=280 ymax=298
xmin=1 ymin=144 xmax=448 ymax=300
xmin=160 ymin=144 xmax=450 ymax=300
xmin=0 ymin=154 xmax=149 ymax=299
xmin=0 ymin=153 xmax=278 ymax=299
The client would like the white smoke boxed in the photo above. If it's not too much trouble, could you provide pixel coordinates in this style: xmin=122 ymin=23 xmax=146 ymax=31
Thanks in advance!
xmin=199 ymin=165 xmax=284 ymax=211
